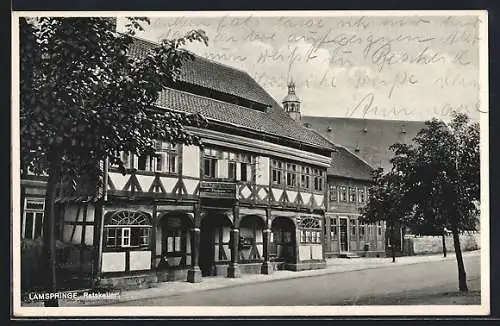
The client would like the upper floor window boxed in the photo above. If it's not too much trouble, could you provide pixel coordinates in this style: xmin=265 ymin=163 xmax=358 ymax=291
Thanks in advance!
xmin=300 ymin=166 xmax=311 ymax=190
xmin=313 ymin=168 xmax=325 ymax=192
xmin=349 ymin=187 xmax=357 ymax=202
xmin=339 ymin=186 xmax=347 ymax=202
xmin=203 ymin=148 xmax=254 ymax=181
xmin=358 ymin=188 xmax=366 ymax=203
xmin=286 ymin=163 xmax=297 ymax=187
xmin=272 ymin=160 xmax=283 ymax=185
xmin=117 ymin=141 xmax=178 ymax=174
xmin=203 ymin=148 xmax=218 ymax=179
xmin=329 ymin=185 xmax=338 ymax=201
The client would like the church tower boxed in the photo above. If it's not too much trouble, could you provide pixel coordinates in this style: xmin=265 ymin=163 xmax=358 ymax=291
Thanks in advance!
xmin=282 ymin=80 xmax=301 ymax=123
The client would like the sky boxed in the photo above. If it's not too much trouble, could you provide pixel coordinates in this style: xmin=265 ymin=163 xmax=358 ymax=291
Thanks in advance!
xmin=117 ymin=12 xmax=485 ymax=121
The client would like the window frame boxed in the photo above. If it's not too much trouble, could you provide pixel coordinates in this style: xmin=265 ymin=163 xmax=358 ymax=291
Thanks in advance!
xmin=22 ymin=198 xmax=45 ymax=239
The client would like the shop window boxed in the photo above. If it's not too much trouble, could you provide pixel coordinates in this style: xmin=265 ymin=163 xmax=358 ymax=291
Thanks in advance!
xmin=349 ymin=187 xmax=357 ymax=202
xmin=329 ymin=185 xmax=338 ymax=202
xmin=104 ymin=211 xmax=152 ymax=249
xmin=161 ymin=215 xmax=191 ymax=267
xmin=299 ymin=217 xmax=321 ymax=244
xmin=22 ymin=198 xmax=45 ymax=239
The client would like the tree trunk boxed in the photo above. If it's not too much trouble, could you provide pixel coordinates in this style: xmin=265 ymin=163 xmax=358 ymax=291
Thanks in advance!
xmin=451 ymin=223 xmax=468 ymax=292
xmin=442 ymin=229 xmax=447 ymax=258
xmin=390 ymin=222 xmax=396 ymax=263
xmin=42 ymin=157 xmax=61 ymax=307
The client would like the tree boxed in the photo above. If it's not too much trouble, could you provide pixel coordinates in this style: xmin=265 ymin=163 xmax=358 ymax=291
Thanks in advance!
xmin=390 ymin=112 xmax=480 ymax=291
xmin=19 ymin=17 xmax=209 ymax=306
xmin=360 ymin=167 xmax=413 ymax=263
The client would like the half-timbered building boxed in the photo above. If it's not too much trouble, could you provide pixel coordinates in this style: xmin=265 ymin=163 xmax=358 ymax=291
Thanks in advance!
xmin=21 ymin=37 xmax=334 ymax=288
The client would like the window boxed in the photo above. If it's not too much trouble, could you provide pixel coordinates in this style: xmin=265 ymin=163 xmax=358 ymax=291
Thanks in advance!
xmin=104 ymin=211 xmax=152 ymax=249
xmin=330 ymin=217 xmax=338 ymax=240
xmin=228 ymin=161 xmax=237 ymax=180
xmin=349 ymin=187 xmax=357 ymax=202
xmin=300 ymin=166 xmax=311 ymax=190
xmin=286 ymin=163 xmax=297 ymax=187
xmin=240 ymin=162 xmax=248 ymax=181
xmin=22 ymin=198 xmax=45 ymax=239
xmin=340 ymin=186 xmax=347 ymax=202
xmin=120 ymin=142 xmax=178 ymax=173
xmin=313 ymin=169 xmax=325 ymax=192
xmin=272 ymin=160 xmax=283 ymax=185
xmin=299 ymin=217 xmax=322 ymax=244
xmin=204 ymin=158 xmax=217 ymax=178
xmin=358 ymin=188 xmax=366 ymax=203
xmin=359 ymin=224 xmax=365 ymax=239
xmin=166 ymin=229 xmax=184 ymax=253
xmin=351 ymin=219 xmax=357 ymax=236
xmin=329 ymin=185 xmax=338 ymax=201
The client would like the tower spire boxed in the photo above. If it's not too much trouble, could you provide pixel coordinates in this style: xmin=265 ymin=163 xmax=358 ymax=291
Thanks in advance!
xmin=282 ymin=79 xmax=301 ymax=123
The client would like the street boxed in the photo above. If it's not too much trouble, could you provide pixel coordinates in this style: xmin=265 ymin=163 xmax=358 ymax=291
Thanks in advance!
xmin=114 ymin=254 xmax=480 ymax=306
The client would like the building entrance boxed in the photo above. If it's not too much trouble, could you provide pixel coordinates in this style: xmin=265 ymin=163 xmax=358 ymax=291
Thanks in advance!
xmin=340 ymin=218 xmax=348 ymax=252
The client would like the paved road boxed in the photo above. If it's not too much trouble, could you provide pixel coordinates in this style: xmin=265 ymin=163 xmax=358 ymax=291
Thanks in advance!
xmin=115 ymin=255 xmax=480 ymax=306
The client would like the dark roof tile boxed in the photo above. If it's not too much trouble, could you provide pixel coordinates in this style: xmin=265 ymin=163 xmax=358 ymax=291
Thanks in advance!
xmin=302 ymin=116 xmax=426 ymax=172
xmin=130 ymin=37 xmax=333 ymax=150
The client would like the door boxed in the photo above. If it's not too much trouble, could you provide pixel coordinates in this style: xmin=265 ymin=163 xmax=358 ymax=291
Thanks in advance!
xmin=199 ymin=228 xmax=215 ymax=276
xmin=340 ymin=218 xmax=348 ymax=252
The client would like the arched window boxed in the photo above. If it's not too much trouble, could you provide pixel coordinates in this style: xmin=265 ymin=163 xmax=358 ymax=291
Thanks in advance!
xmin=299 ymin=217 xmax=321 ymax=244
xmin=104 ymin=211 xmax=152 ymax=249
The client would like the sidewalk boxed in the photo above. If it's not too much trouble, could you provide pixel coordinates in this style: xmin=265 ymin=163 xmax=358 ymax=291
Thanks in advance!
xmin=23 ymin=250 xmax=480 ymax=307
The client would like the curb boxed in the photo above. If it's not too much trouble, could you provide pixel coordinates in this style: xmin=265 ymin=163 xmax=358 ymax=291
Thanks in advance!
xmin=108 ymin=251 xmax=480 ymax=305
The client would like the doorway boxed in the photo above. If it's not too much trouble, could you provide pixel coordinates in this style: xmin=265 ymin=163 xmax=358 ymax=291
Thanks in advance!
xmin=340 ymin=217 xmax=348 ymax=252
xmin=199 ymin=212 xmax=232 ymax=276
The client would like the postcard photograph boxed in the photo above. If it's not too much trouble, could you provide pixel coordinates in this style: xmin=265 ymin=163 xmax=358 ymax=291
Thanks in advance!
xmin=11 ymin=10 xmax=489 ymax=317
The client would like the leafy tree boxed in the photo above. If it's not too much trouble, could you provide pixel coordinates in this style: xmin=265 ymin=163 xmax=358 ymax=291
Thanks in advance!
xmin=19 ymin=17 xmax=208 ymax=306
xmin=360 ymin=167 xmax=413 ymax=263
xmin=389 ymin=112 xmax=480 ymax=291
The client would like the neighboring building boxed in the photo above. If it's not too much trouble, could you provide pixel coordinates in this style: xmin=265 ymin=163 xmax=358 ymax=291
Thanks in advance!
xmin=20 ymin=37 xmax=335 ymax=288
xmin=324 ymin=146 xmax=386 ymax=258
xmin=302 ymin=116 xmax=427 ymax=256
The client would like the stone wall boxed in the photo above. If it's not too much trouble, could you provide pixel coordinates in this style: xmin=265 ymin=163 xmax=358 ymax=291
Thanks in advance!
xmin=403 ymin=232 xmax=480 ymax=256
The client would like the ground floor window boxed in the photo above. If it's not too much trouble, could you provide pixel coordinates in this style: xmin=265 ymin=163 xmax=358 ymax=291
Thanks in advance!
xmin=299 ymin=217 xmax=321 ymax=244
xmin=104 ymin=211 xmax=152 ymax=249
xmin=22 ymin=198 xmax=45 ymax=239
xmin=161 ymin=215 xmax=192 ymax=268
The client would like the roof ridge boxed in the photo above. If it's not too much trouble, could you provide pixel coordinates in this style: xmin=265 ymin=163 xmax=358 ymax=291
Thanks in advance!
xmin=161 ymin=86 xmax=268 ymax=116
xmin=158 ymin=88 xmax=333 ymax=149
xmin=302 ymin=115 xmax=427 ymax=124
xmin=130 ymin=35 xmax=253 ymax=78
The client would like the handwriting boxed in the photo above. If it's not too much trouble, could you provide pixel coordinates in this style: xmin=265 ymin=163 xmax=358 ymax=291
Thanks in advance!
xmin=145 ymin=14 xmax=483 ymax=120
